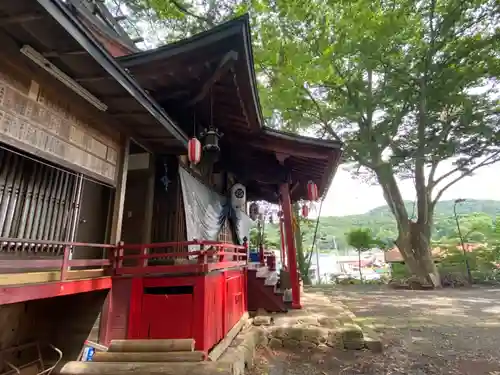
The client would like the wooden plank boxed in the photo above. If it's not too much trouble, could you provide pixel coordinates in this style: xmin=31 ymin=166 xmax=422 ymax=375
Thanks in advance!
xmin=0 ymin=269 xmax=106 ymax=286
xmin=110 ymin=136 xmax=130 ymax=244
xmin=142 ymin=154 xmax=155 ymax=244
xmin=69 ymin=259 xmax=111 ymax=267
xmin=108 ymin=339 xmax=195 ymax=353
xmin=208 ymin=312 xmax=249 ymax=361
xmin=59 ymin=362 xmax=233 ymax=375
xmin=92 ymin=351 xmax=205 ymax=362
xmin=0 ymin=259 xmax=62 ymax=270
xmin=84 ymin=340 xmax=108 ymax=352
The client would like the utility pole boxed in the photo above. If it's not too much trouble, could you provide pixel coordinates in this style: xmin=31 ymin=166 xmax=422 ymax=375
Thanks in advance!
xmin=454 ymin=198 xmax=472 ymax=284
xmin=315 ymin=244 xmax=321 ymax=284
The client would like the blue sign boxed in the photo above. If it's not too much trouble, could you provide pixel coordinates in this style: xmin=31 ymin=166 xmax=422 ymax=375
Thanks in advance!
xmin=82 ymin=347 xmax=95 ymax=362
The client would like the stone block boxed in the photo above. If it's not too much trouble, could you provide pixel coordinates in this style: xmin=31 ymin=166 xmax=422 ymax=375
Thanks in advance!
xmin=282 ymin=339 xmax=300 ymax=349
xmin=268 ymin=338 xmax=283 ymax=349
xmin=301 ymin=326 xmax=329 ymax=345
xmin=298 ymin=316 xmax=320 ymax=326
xmin=326 ymin=330 xmax=344 ymax=349
xmin=299 ymin=340 xmax=317 ymax=349
xmin=318 ymin=316 xmax=340 ymax=329
xmin=269 ymin=327 xmax=290 ymax=339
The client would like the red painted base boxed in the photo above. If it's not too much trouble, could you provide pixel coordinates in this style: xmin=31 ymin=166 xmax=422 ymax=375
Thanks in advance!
xmin=122 ymin=268 xmax=247 ymax=355
xmin=0 ymin=277 xmax=112 ymax=305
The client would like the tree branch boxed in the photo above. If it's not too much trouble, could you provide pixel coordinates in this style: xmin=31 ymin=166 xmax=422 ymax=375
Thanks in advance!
xmin=170 ymin=0 xmax=215 ymax=26
xmin=432 ymin=150 xmax=500 ymax=206
xmin=432 ymin=149 xmax=500 ymax=188
xmin=427 ymin=157 xmax=440 ymax=188
xmin=300 ymin=83 xmax=343 ymax=142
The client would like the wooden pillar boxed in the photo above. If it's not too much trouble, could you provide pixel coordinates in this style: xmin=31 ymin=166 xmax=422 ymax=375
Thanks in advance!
xmin=99 ymin=136 xmax=129 ymax=346
xmin=280 ymin=183 xmax=301 ymax=309
xmin=110 ymin=136 xmax=130 ymax=244
xmin=141 ymin=154 xmax=155 ymax=244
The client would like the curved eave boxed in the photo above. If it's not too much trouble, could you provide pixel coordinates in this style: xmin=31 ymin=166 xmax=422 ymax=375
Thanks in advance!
xmin=118 ymin=14 xmax=264 ymax=133
xmin=223 ymin=128 xmax=343 ymax=203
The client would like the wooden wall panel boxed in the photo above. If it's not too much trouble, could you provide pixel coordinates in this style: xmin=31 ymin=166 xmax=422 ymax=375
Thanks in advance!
xmin=0 ymin=61 xmax=120 ymax=185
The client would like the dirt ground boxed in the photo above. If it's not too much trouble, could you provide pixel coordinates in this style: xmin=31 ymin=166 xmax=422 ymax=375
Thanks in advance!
xmin=248 ymin=285 xmax=500 ymax=375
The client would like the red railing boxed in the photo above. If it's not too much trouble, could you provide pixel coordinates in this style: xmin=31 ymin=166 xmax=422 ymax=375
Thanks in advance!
xmin=0 ymin=238 xmax=250 ymax=281
xmin=0 ymin=237 xmax=114 ymax=281
xmin=114 ymin=240 xmax=248 ymax=276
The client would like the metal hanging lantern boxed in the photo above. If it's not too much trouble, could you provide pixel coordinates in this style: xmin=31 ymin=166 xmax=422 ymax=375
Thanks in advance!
xmin=200 ymin=127 xmax=223 ymax=152
xmin=249 ymin=202 xmax=259 ymax=221
xmin=302 ymin=204 xmax=309 ymax=218
xmin=307 ymin=180 xmax=319 ymax=201
xmin=188 ymin=138 xmax=202 ymax=164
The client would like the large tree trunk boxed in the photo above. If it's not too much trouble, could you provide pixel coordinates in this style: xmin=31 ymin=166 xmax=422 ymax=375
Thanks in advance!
xmin=396 ymin=221 xmax=441 ymax=287
xmin=375 ymin=164 xmax=441 ymax=288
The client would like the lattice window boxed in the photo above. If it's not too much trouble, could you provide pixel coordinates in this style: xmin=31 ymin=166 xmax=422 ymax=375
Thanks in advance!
xmin=218 ymin=219 xmax=234 ymax=244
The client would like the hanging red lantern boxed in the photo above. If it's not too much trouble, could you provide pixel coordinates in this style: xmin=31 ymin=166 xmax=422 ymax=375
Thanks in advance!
xmin=302 ymin=204 xmax=309 ymax=218
xmin=188 ymin=138 xmax=202 ymax=164
xmin=307 ymin=180 xmax=319 ymax=201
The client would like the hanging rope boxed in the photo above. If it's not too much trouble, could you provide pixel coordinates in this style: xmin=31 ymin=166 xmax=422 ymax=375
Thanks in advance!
xmin=308 ymin=199 xmax=325 ymax=263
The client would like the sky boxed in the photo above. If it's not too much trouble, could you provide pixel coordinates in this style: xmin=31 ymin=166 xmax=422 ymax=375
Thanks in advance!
xmin=323 ymin=163 xmax=500 ymax=217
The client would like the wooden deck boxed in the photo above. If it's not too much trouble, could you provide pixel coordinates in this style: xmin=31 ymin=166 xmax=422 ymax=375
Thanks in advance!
xmin=0 ymin=269 xmax=107 ymax=286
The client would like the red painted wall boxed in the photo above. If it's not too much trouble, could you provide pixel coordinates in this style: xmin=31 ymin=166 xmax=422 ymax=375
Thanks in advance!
xmin=124 ymin=268 xmax=247 ymax=354
xmin=99 ymin=278 xmax=133 ymax=345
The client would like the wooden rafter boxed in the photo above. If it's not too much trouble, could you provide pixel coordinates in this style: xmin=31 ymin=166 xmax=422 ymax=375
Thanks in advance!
xmin=43 ymin=50 xmax=88 ymax=58
xmin=185 ymin=50 xmax=238 ymax=107
xmin=75 ymin=75 xmax=114 ymax=83
xmin=0 ymin=13 xmax=44 ymax=26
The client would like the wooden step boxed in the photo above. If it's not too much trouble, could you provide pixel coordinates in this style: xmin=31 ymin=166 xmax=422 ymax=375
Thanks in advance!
xmin=108 ymin=339 xmax=195 ymax=353
xmin=247 ymin=271 xmax=288 ymax=313
xmin=92 ymin=351 xmax=205 ymax=362
xmin=59 ymin=361 xmax=233 ymax=375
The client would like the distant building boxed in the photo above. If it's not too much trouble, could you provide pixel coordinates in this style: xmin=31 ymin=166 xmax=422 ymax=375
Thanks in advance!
xmin=384 ymin=243 xmax=485 ymax=264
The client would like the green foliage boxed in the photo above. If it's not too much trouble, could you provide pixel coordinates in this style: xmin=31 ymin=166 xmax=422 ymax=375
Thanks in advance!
xmin=345 ymin=228 xmax=379 ymax=251
xmin=346 ymin=227 xmax=382 ymax=281
xmin=438 ymin=217 xmax=500 ymax=283
xmin=293 ymin=203 xmax=316 ymax=284
xmin=391 ymin=263 xmax=411 ymax=279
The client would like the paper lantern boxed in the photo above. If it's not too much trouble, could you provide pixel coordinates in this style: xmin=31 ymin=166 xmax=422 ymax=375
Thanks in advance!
xmin=307 ymin=180 xmax=319 ymax=201
xmin=188 ymin=138 xmax=202 ymax=164
xmin=302 ymin=204 xmax=309 ymax=218
xmin=230 ymin=183 xmax=246 ymax=210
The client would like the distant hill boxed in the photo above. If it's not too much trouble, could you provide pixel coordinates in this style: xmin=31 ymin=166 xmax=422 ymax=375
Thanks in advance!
xmin=263 ymin=199 xmax=500 ymax=251
xmin=367 ymin=199 xmax=500 ymax=219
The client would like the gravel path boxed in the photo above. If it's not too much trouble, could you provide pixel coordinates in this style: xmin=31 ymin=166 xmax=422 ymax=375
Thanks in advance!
xmin=248 ymin=285 xmax=500 ymax=375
